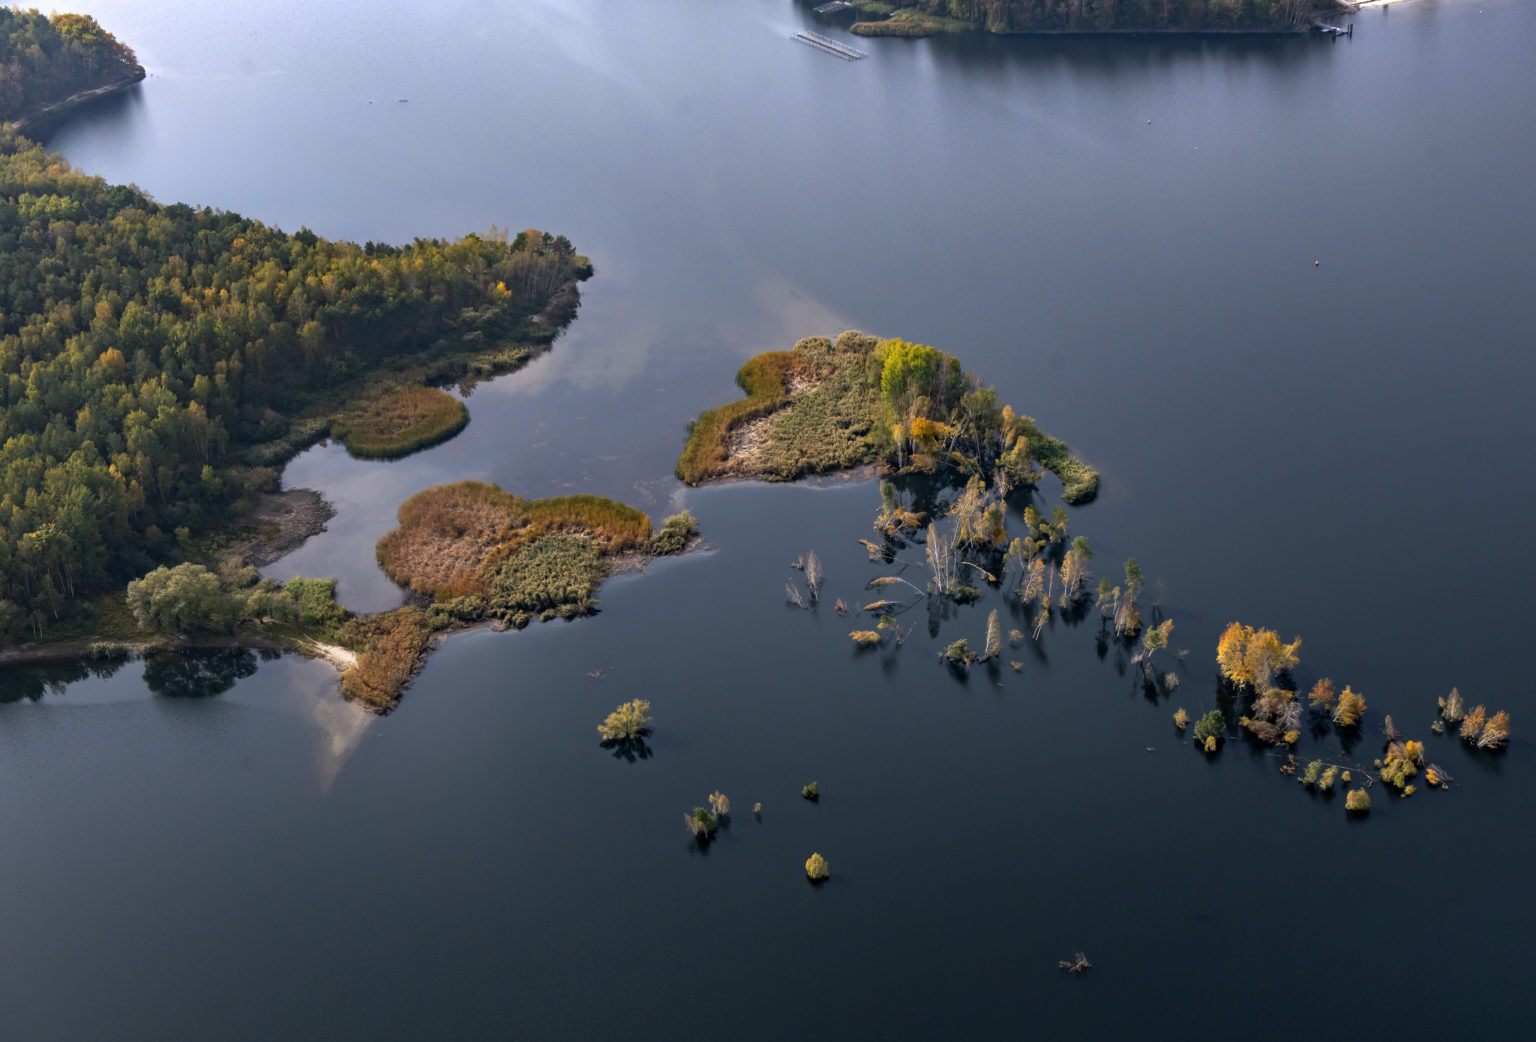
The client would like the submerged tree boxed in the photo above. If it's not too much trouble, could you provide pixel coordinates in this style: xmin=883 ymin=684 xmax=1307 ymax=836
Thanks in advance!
xmin=1307 ymin=678 xmax=1337 ymax=712
xmin=1193 ymin=709 xmax=1225 ymax=752
xmin=597 ymin=698 xmax=653 ymax=742
xmin=708 ymin=791 xmax=730 ymax=820
xmin=1460 ymin=705 xmax=1511 ymax=749
xmin=804 ymin=552 xmax=823 ymax=603
xmin=805 ymin=852 xmax=830 ymax=881
xmin=1439 ymin=687 xmax=1466 ymax=723
xmin=1215 ymin=622 xmax=1301 ymax=691
xmin=1113 ymin=559 xmax=1143 ymax=638
xmin=1345 ymin=788 xmax=1372 ymax=813
xmin=685 ymin=806 xmax=718 ymax=840
xmin=983 ymin=610 xmax=1003 ymax=661
xmin=1059 ymin=544 xmax=1091 ymax=608
xmin=1333 ymin=686 xmax=1367 ymax=728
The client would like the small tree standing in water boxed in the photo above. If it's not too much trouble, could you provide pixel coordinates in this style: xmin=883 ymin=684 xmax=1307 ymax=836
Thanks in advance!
xmin=804 ymin=551 xmax=823 ymax=603
xmin=597 ymin=699 xmax=652 ymax=742
xmin=983 ymin=610 xmax=1003 ymax=661
xmin=805 ymin=852 xmax=830 ymax=881
xmin=708 ymin=791 xmax=730 ymax=820
xmin=685 ymin=806 xmax=718 ymax=840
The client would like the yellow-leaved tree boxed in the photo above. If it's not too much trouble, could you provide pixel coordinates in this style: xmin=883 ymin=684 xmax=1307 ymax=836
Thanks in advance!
xmin=1216 ymin=622 xmax=1301 ymax=691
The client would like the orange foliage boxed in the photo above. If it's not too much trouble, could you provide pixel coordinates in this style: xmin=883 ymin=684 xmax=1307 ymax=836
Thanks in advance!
xmin=338 ymin=607 xmax=434 ymax=712
xmin=1216 ymin=621 xmax=1301 ymax=690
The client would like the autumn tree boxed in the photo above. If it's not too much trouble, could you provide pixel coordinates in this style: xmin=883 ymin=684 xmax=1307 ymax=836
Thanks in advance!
xmin=805 ymin=852 xmax=830 ymax=881
xmin=597 ymin=699 xmax=652 ymax=742
xmin=1332 ymin=686 xmax=1367 ymax=728
xmin=1215 ymin=622 xmax=1301 ymax=691
xmin=1479 ymin=711 xmax=1511 ymax=750
xmin=1307 ymin=678 xmax=1337 ymax=711
xmin=983 ymin=609 xmax=1003 ymax=661
xmin=1459 ymin=705 xmax=1486 ymax=744
xmin=1438 ymin=688 xmax=1466 ymax=723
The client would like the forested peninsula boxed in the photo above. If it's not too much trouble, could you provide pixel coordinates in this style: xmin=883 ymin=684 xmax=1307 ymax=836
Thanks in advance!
xmin=836 ymin=0 xmax=1348 ymax=36
xmin=0 ymin=127 xmax=591 ymax=643
xmin=1 ymin=10 xmax=144 ymax=132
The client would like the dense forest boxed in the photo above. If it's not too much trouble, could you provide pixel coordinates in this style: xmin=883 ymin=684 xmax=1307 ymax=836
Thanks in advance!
xmin=0 ymin=131 xmax=591 ymax=641
xmin=0 ymin=10 xmax=142 ymax=125
xmin=849 ymin=0 xmax=1341 ymax=33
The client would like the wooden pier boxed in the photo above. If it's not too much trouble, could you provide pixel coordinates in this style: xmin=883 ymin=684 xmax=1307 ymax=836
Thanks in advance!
xmin=792 ymin=30 xmax=867 ymax=61
xmin=813 ymin=1 xmax=854 ymax=12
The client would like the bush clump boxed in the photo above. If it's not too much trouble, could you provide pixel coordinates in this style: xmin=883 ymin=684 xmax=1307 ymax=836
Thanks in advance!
xmin=648 ymin=509 xmax=699 ymax=555
xmin=1345 ymin=788 xmax=1371 ymax=813
xmin=805 ymin=852 xmax=830 ymax=881
xmin=801 ymin=781 xmax=819 ymax=801
xmin=337 ymin=606 xmax=434 ymax=713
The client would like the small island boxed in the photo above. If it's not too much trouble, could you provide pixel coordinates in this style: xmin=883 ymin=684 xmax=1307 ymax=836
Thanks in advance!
xmin=678 ymin=329 xmax=1098 ymax=503
xmin=830 ymin=0 xmax=1349 ymax=37
xmin=331 ymin=386 xmax=470 ymax=460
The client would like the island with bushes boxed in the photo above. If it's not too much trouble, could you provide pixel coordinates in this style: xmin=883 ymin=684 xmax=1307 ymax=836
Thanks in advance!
xmin=678 ymin=329 xmax=1098 ymax=503
xmin=825 ymin=0 xmax=1349 ymax=37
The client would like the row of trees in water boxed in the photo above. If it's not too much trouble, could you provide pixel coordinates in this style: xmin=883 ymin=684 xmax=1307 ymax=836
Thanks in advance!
xmin=0 ymin=132 xmax=590 ymax=641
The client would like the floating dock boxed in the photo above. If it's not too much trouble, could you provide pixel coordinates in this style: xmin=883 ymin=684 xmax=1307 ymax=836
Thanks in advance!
xmin=792 ymin=30 xmax=867 ymax=61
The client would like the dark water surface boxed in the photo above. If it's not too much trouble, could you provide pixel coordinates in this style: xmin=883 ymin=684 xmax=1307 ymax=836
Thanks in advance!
xmin=6 ymin=1 xmax=1536 ymax=1037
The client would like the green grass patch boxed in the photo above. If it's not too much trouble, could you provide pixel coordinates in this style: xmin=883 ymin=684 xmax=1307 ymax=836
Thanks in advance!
xmin=490 ymin=535 xmax=608 ymax=616
xmin=676 ymin=351 xmax=800 ymax=484
xmin=331 ymin=385 xmax=470 ymax=459
xmin=849 ymin=6 xmax=973 ymax=36
xmin=1016 ymin=417 xmax=1099 ymax=504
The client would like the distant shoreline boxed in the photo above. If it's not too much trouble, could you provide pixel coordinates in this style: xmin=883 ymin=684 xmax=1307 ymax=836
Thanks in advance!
xmin=6 ymin=68 xmax=146 ymax=136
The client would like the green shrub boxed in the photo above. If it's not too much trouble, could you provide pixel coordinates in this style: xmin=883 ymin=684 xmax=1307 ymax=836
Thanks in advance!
xmin=649 ymin=509 xmax=699 ymax=555
xmin=284 ymin=577 xmax=346 ymax=627
xmin=801 ymin=781 xmax=819 ymax=800
xmin=1192 ymin=709 xmax=1225 ymax=744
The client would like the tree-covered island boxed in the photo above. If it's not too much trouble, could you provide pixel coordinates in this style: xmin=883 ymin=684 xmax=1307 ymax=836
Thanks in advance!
xmin=1 ymin=10 xmax=145 ymax=133
xmin=825 ymin=0 xmax=1350 ymax=37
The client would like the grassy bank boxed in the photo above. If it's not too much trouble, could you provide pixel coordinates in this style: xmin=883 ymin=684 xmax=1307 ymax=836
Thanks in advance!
xmin=676 ymin=330 xmax=1097 ymax=503
xmin=331 ymin=386 xmax=470 ymax=459
xmin=847 ymin=5 xmax=971 ymax=36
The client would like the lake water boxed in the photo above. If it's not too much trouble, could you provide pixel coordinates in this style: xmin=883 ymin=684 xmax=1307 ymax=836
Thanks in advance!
xmin=6 ymin=1 xmax=1536 ymax=1037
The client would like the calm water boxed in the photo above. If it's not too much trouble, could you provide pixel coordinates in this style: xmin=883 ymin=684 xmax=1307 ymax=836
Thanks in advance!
xmin=6 ymin=1 xmax=1536 ymax=1037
